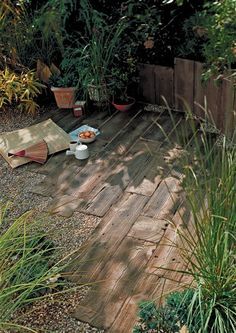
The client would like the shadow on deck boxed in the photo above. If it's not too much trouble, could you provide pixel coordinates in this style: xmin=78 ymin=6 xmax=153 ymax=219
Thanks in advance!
xmin=29 ymin=104 xmax=200 ymax=332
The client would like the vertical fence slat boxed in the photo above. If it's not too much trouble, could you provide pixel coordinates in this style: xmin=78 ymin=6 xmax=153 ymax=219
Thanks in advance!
xmin=154 ymin=66 xmax=174 ymax=107
xmin=174 ymin=58 xmax=194 ymax=112
xmin=194 ymin=61 xmax=206 ymax=118
xmin=138 ymin=60 xmax=235 ymax=137
xmin=221 ymin=78 xmax=235 ymax=137
xmin=205 ymin=76 xmax=223 ymax=129
xmin=138 ymin=64 xmax=156 ymax=104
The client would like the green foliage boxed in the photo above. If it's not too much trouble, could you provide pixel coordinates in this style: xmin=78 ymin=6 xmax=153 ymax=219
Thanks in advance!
xmin=65 ymin=0 xmax=130 ymax=101
xmin=134 ymin=112 xmax=236 ymax=333
xmin=133 ymin=290 xmax=195 ymax=333
xmin=0 ymin=202 xmax=70 ymax=331
xmin=176 ymin=12 xmax=206 ymax=61
xmin=177 ymin=0 xmax=236 ymax=80
xmin=0 ymin=0 xmax=75 ymax=67
xmin=133 ymin=300 xmax=180 ymax=333
xmin=170 ymin=113 xmax=236 ymax=332
xmin=48 ymin=73 xmax=77 ymax=88
xmin=0 ymin=67 xmax=45 ymax=114
xmin=201 ymin=0 xmax=236 ymax=80
xmin=110 ymin=57 xmax=138 ymax=101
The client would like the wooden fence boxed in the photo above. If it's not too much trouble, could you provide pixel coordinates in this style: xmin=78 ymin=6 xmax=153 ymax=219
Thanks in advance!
xmin=139 ymin=58 xmax=236 ymax=137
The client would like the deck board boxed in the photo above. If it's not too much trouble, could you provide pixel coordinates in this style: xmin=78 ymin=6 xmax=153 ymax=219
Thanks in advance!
xmin=24 ymin=105 xmax=200 ymax=332
xmin=73 ymin=237 xmax=156 ymax=329
xmin=69 ymin=193 xmax=149 ymax=283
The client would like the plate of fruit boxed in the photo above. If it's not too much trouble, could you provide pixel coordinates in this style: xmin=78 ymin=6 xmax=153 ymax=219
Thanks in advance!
xmin=78 ymin=130 xmax=96 ymax=143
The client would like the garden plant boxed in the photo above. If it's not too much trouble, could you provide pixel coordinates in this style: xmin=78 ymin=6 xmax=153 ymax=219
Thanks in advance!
xmin=134 ymin=113 xmax=236 ymax=333
xmin=0 ymin=203 xmax=80 ymax=332
xmin=0 ymin=1 xmax=235 ymax=332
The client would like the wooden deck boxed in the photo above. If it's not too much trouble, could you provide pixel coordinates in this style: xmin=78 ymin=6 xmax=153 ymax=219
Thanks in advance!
xmin=30 ymin=105 xmax=195 ymax=332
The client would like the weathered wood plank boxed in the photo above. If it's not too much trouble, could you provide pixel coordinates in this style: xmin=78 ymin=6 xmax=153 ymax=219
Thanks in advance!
xmin=78 ymin=136 xmax=157 ymax=216
xmin=47 ymin=194 xmax=85 ymax=217
xmin=143 ymin=176 xmax=182 ymax=219
xmin=205 ymin=76 xmax=222 ymax=129
xmin=70 ymin=193 xmax=149 ymax=283
xmin=221 ymin=77 xmax=235 ymax=136
xmin=84 ymin=185 xmax=122 ymax=217
xmin=193 ymin=61 xmax=206 ymax=119
xmin=174 ymin=58 xmax=194 ymax=112
xmin=110 ymin=264 xmax=192 ymax=333
xmin=146 ymin=202 xmax=191 ymax=277
xmin=126 ymin=155 xmax=166 ymax=196
xmin=194 ymin=62 xmax=236 ymax=136
xmin=107 ymin=151 xmax=153 ymax=189
xmin=138 ymin=64 xmax=156 ymax=103
xmin=162 ymin=117 xmax=199 ymax=149
xmin=141 ymin=114 xmax=180 ymax=143
xmin=109 ymin=273 xmax=161 ymax=333
xmin=63 ymin=111 xmax=156 ymax=198
xmin=154 ymin=65 xmax=174 ymax=107
xmin=100 ymin=110 xmax=146 ymax=157
xmin=109 ymin=295 xmax=141 ymax=333
xmin=73 ymin=237 xmax=156 ymax=329
xmin=128 ymin=216 xmax=167 ymax=243
xmin=87 ymin=110 xmax=139 ymax=156
xmin=31 ymin=157 xmax=88 ymax=197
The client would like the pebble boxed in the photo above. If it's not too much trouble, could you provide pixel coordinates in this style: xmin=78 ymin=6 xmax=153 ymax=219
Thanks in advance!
xmin=0 ymin=110 xmax=104 ymax=333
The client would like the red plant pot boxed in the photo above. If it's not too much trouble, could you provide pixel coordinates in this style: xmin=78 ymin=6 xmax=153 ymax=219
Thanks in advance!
xmin=51 ymin=87 xmax=76 ymax=109
xmin=112 ymin=97 xmax=135 ymax=112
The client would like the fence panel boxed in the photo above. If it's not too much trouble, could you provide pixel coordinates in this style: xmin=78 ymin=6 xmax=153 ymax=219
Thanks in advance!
xmin=221 ymin=78 xmax=235 ymax=136
xmin=174 ymin=58 xmax=194 ymax=112
xmin=193 ymin=61 xmax=206 ymax=118
xmin=138 ymin=64 xmax=156 ymax=104
xmin=138 ymin=61 xmax=235 ymax=137
xmin=154 ymin=66 xmax=174 ymax=107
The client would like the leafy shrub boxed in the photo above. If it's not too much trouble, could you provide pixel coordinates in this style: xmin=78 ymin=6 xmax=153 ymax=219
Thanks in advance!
xmin=48 ymin=73 xmax=78 ymax=88
xmin=177 ymin=0 xmax=236 ymax=80
xmin=133 ymin=300 xmax=180 ymax=333
xmin=133 ymin=290 xmax=194 ymax=333
xmin=202 ymin=1 xmax=236 ymax=77
xmin=0 ymin=67 xmax=44 ymax=114
xmin=0 ymin=203 xmax=71 ymax=331
xmin=0 ymin=0 xmax=75 ymax=67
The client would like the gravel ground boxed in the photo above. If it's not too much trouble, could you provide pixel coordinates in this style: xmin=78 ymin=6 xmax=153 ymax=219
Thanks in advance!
xmin=0 ymin=110 xmax=104 ymax=333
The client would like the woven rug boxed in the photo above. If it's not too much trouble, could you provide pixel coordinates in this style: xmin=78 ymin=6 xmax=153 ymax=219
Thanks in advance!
xmin=0 ymin=118 xmax=70 ymax=168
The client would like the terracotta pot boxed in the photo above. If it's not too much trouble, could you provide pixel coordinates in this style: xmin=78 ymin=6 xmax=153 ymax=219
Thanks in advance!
xmin=112 ymin=97 xmax=135 ymax=112
xmin=51 ymin=87 xmax=76 ymax=108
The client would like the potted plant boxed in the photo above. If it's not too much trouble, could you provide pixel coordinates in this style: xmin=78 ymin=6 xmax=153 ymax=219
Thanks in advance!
xmin=48 ymin=51 xmax=82 ymax=109
xmin=110 ymin=59 xmax=138 ymax=112
xmin=49 ymin=73 xmax=78 ymax=109
xmin=69 ymin=0 xmax=129 ymax=104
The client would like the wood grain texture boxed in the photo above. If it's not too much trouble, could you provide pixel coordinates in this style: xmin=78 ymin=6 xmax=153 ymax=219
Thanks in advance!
xmin=154 ymin=65 xmax=174 ymax=107
xmin=47 ymin=194 xmax=85 ymax=217
xmin=174 ymin=58 xmax=195 ymax=112
xmin=126 ymin=155 xmax=166 ymax=196
xmin=141 ymin=114 xmax=178 ymax=143
xmin=73 ymin=237 xmax=156 ymax=329
xmin=84 ymin=185 xmax=122 ymax=217
xmin=146 ymin=202 xmax=192 ymax=278
xmin=143 ymin=176 xmax=182 ymax=219
xmin=109 ymin=273 xmax=161 ymax=333
xmin=70 ymin=193 xmax=149 ymax=283
xmin=128 ymin=216 xmax=167 ymax=243
xmin=193 ymin=61 xmax=206 ymax=119
xmin=221 ymin=77 xmax=235 ymax=136
xmin=138 ymin=64 xmax=156 ymax=103
xmin=205 ymin=76 xmax=222 ymax=128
